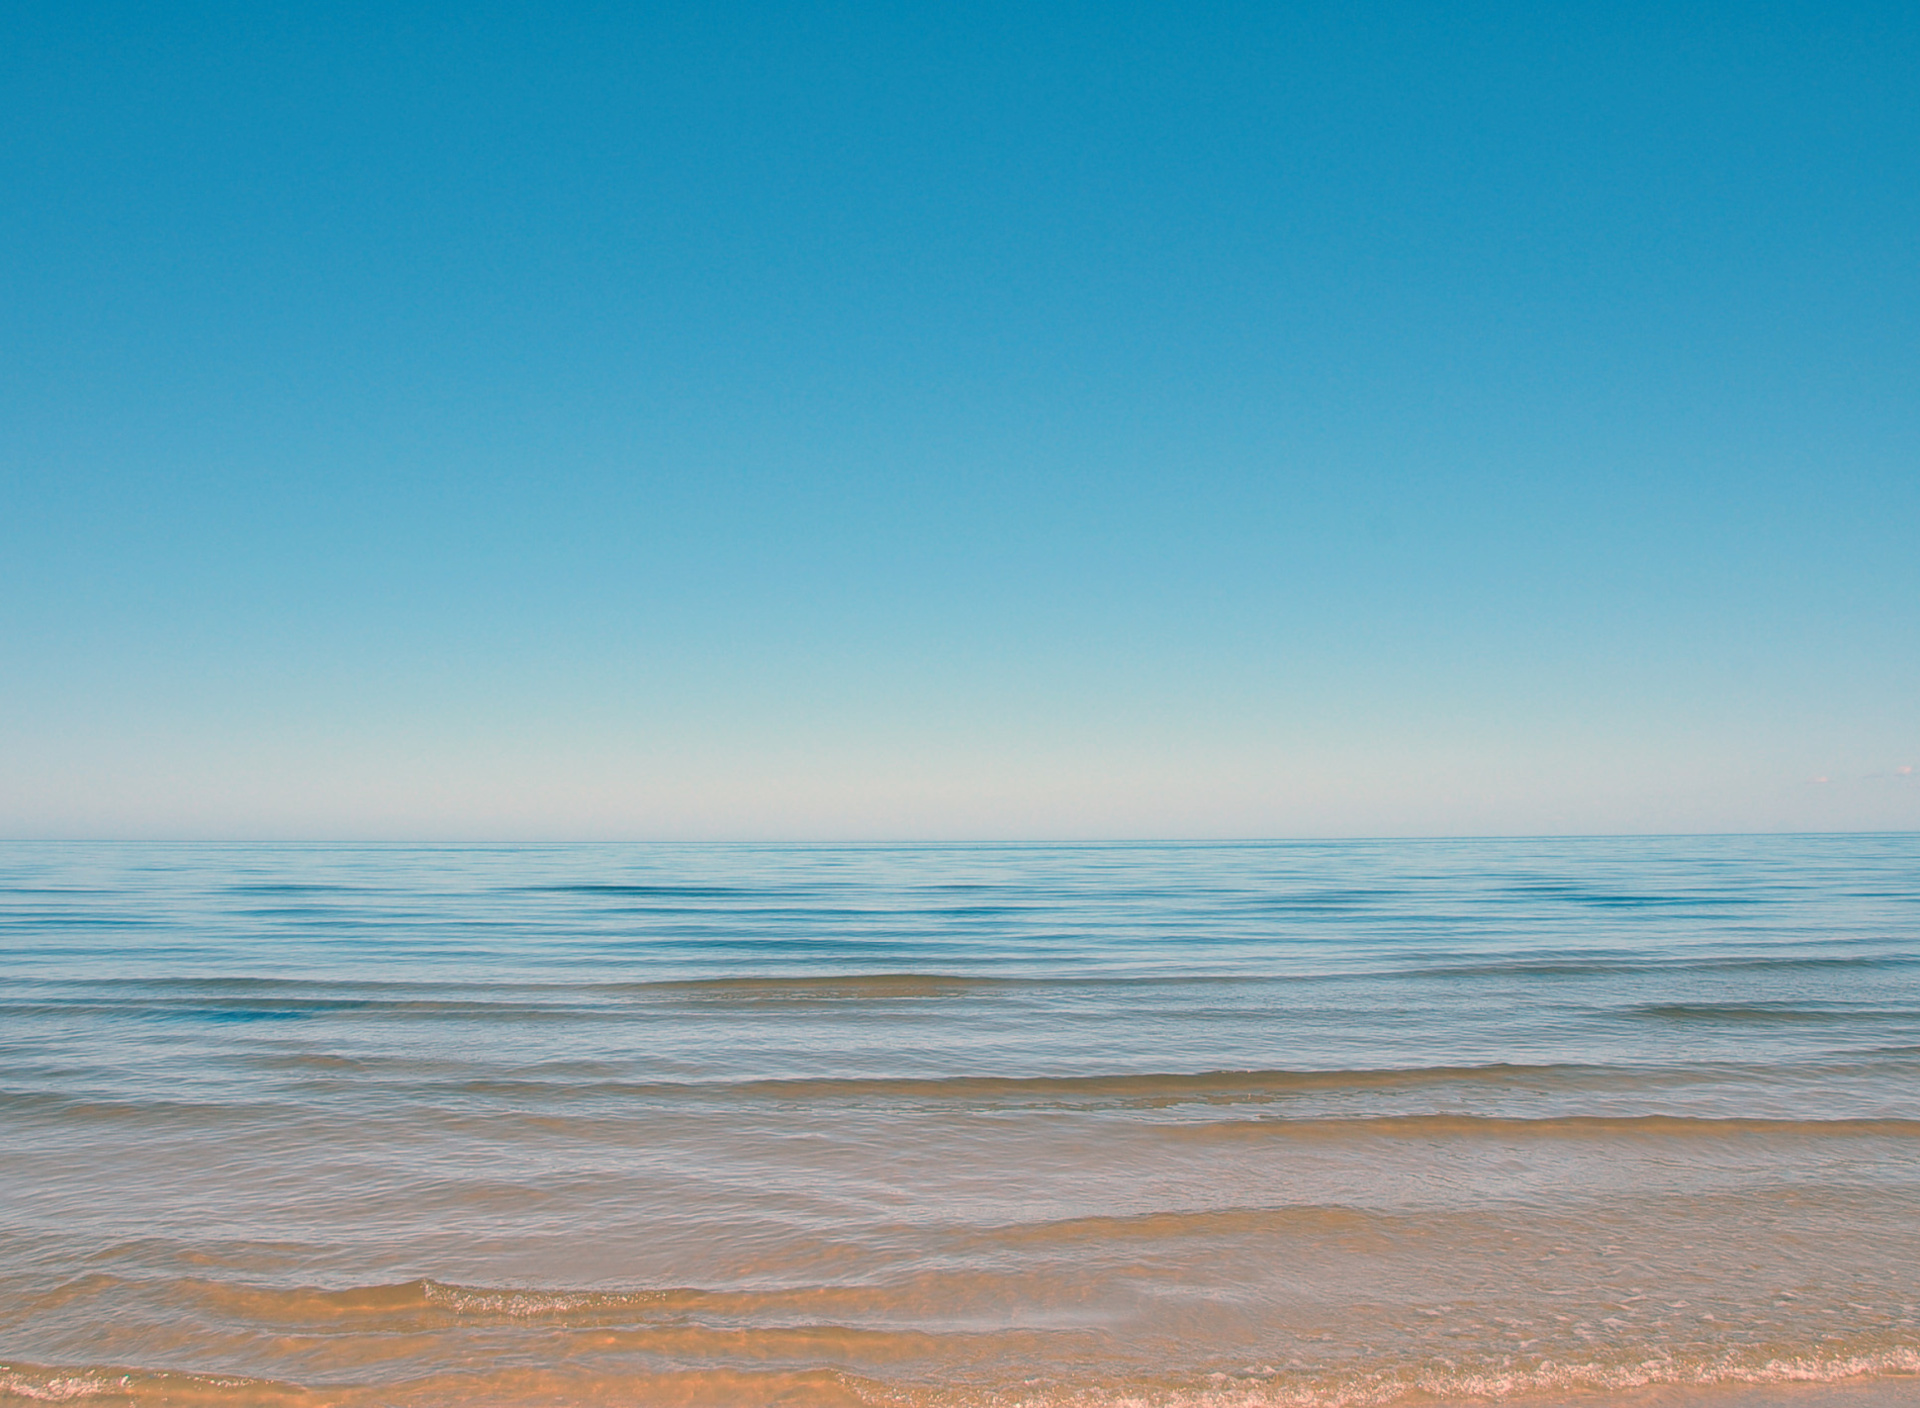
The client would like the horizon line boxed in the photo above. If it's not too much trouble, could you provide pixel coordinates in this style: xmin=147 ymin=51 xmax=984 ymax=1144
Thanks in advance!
xmin=3 ymin=829 xmax=1916 ymax=846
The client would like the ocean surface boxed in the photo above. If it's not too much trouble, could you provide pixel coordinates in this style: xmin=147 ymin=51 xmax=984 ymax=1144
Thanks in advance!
xmin=2 ymin=836 xmax=1917 ymax=1408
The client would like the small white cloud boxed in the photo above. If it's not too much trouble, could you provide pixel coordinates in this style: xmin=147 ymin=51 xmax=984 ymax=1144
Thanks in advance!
xmin=1810 ymin=776 xmax=1832 ymax=785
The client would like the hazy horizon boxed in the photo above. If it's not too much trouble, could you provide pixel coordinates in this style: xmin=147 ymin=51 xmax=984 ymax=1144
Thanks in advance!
xmin=5 ymin=829 xmax=1917 ymax=846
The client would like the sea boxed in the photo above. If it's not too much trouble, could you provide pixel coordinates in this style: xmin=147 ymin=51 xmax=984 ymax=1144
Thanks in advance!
xmin=2 ymin=836 xmax=1917 ymax=1408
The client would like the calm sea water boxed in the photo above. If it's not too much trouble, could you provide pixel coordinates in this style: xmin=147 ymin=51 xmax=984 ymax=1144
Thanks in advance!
xmin=2 ymin=837 xmax=1917 ymax=1407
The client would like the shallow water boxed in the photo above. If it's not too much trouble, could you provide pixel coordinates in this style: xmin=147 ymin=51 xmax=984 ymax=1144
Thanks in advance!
xmin=2 ymin=837 xmax=1917 ymax=1406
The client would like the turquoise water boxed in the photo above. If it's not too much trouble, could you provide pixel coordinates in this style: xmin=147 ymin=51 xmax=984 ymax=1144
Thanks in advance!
xmin=2 ymin=836 xmax=1918 ymax=1406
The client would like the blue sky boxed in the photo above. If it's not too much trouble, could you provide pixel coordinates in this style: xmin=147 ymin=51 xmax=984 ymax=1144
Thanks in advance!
xmin=3 ymin=0 xmax=1916 ymax=838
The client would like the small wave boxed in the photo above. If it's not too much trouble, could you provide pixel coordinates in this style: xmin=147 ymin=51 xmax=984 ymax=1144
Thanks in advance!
xmin=1624 ymin=1001 xmax=1897 ymax=1025
xmin=1408 ymin=952 xmax=1920 ymax=978
xmin=222 ymin=884 xmax=365 ymax=895
xmin=1078 ymin=1344 xmax=1920 ymax=1408
xmin=11 ymin=1059 xmax=1918 ymax=1126
xmin=0 ymin=1090 xmax=298 ymax=1127
xmin=5 ymin=1343 xmax=1919 ymax=1407
xmin=1495 ymin=881 xmax=1762 ymax=909
xmin=986 ymin=1203 xmax=1387 ymax=1249
xmin=1170 ymin=1112 xmax=1920 ymax=1141
xmin=421 ymin=1062 xmax=1599 ymax=1107
xmin=0 ymin=1365 xmax=304 ymax=1405
xmin=119 ymin=1057 xmax=1909 ymax=1112
xmin=155 ymin=1276 xmax=699 ymax=1331
xmin=0 ymin=1370 xmax=115 ymax=1403
xmin=487 ymin=1060 xmax=1920 ymax=1111
xmin=511 ymin=884 xmax=758 ymax=897
xmin=726 ymin=1062 xmax=1601 ymax=1103
xmin=639 ymin=973 xmax=1022 ymax=1000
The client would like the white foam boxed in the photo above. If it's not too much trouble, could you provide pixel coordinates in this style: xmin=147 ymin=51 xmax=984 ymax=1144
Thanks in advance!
xmin=0 ymin=1372 xmax=116 ymax=1403
xmin=976 ymin=1344 xmax=1920 ymax=1408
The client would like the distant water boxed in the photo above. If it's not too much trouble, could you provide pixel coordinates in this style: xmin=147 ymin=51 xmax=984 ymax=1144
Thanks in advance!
xmin=2 ymin=837 xmax=1917 ymax=1407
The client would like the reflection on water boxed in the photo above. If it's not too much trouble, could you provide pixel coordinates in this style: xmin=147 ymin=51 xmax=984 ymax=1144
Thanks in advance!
xmin=2 ymin=837 xmax=1918 ymax=1405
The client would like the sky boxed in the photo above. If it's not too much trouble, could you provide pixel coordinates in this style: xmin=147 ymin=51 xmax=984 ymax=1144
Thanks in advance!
xmin=2 ymin=0 xmax=1916 ymax=840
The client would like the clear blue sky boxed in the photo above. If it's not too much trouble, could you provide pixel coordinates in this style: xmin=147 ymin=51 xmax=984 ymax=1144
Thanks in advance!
xmin=3 ymin=0 xmax=1915 ymax=839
